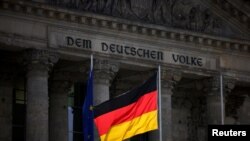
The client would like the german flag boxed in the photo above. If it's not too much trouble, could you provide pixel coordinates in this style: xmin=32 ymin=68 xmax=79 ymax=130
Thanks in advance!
xmin=94 ymin=73 xmax=158 ymax=141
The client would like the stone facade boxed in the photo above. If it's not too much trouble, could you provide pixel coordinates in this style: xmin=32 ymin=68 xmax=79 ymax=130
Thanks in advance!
xmin=0 ymin=0 xmax=250 ymax=141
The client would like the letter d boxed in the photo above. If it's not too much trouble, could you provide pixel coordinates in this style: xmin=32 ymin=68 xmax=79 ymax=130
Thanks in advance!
xmin=102 ymin=42 xmax=108 ymax=51
xmin=67 ymin=36 xmax=74 ymax=46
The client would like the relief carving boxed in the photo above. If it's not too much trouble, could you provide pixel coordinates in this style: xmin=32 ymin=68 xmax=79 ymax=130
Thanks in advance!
xmin=48 ymin=0 xmax=222 ymax=33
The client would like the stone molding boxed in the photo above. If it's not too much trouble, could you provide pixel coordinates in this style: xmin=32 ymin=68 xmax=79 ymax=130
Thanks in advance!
xmin=94 ymin=59 xmax=119 ymax=85
xmin=199 ymin=0 xmax=250 ymax=39
xmin=45 ymin=0 xmax=249 ymax=36
xmin=211 ymin=0 xmax=249 ymax=29
xmin=1 ymin=0 xmax=250 ymax=54
xmin=226 ymin=0 xmax=250 ymax=18
xmin=46 ymin=0 xmax=223 ymax=34
xmin=22 ymin=49 xmax=59 ymax=75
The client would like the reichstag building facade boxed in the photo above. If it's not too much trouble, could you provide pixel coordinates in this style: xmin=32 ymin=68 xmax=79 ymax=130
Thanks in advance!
xmin=0 ymin=0 xmax=250 ymax=141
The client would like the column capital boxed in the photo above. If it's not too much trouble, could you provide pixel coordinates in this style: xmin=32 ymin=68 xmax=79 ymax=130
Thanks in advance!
xmin=161 ymin=69 xmax=182 ymax=90
xmin=204 ymin=76 xmax=220 ymax=94
xmin=223 ymin=76 xmax=236 ymax=93
xmin=94 ymin=59 xmax=119 ymax=85
xmin=204 ymin=76 xmax=236 ymax=94
xmin=22 ymin=49 xmax=59 ymax=73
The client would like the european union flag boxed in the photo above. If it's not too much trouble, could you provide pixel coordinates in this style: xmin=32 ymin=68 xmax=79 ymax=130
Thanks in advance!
xmin=82 ymin=69 xmax=94 ymax=141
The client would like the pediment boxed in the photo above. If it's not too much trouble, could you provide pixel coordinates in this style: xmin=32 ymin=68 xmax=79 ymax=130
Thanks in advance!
xmin=48 ymin=0 xmax=249 ymax=40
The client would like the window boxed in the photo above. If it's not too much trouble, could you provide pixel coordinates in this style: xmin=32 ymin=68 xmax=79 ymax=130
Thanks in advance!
xmin=12 ymin=78 xmax=26 ymax=141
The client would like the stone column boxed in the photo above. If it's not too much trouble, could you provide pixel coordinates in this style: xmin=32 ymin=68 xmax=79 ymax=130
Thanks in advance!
xmin=93 ymin=59 xmax=118 ymax=141
xmin=0 ymin=73 xmax=13 ymax=141
xmin=205 ymin=77 xmax=222 ymax=124
xmin=23 ymin=49 xmax=58 ymax=141
xmin=238 ymin=96 xmax=250 ymax=124
xmin=93 ymin=59 xmax=119 ymax=105
xmin=224 ymin=78 xmax=235 ymax=95
xmin=149 ymin=69 xmax=181 ymax=141
xmin=205 ymin=76 xmax=235 ymax=124
xmin=49 ymin=78 xmax=72 ymax=141
xmin=223 ymin=78 xmax=236 ymax=124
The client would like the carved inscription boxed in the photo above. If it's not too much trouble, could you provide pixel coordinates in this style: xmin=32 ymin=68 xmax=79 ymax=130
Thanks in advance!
xmin=172 ymin=54 xmax=203 ymax=67
xmin=102 ymin=42 xmax=163 ymax=61
xmin=49 ymin=29 xmax=217 ymax=70
xmin=66 ymin=36 xmax=91 ymax=49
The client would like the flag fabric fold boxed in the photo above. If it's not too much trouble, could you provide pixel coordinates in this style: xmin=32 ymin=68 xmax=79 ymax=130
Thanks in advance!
xmin=94 ymin=73 xmax=158 ymax=141
xmin=82 ymin=69 xmax=94 ymax=141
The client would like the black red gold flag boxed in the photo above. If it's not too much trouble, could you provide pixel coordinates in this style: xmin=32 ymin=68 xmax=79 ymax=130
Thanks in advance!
xmin=94 ymin=73 xmax=158 ymax=141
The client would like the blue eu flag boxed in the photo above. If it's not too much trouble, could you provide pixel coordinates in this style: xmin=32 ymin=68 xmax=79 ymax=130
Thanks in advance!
xmin=82 ymin=69 xmax=94 ymax=141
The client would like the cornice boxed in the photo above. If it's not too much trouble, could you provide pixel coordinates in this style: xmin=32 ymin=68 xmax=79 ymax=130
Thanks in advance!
xmin=225 ymin=0 xmax=250 ymax=19
xmin=0 ymin=0 xmax=250 ymax=54
xmin=226 ymin=0 xmax=250 ymax=17
xmin=209 ymin=0 xmax=250 ymax=32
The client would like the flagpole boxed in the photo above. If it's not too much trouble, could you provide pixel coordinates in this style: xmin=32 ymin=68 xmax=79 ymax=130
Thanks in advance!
xmin=90 ymin=54 xmax=93 ymax=70
xmin=83 ymin=54 xmax=94 ymax=141
xmin=220 ymin=73 xmax=224 ymax=125
xmin=158 ymin=65 xmax=163 ymax=141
